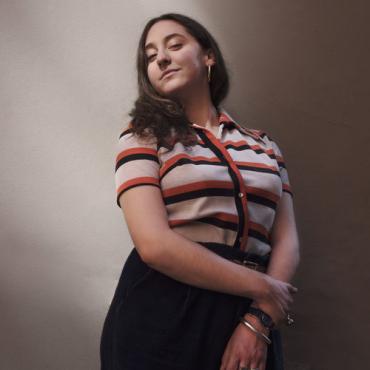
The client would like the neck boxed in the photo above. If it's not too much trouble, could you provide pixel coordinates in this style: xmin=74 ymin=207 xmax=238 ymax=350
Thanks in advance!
xmin=180 ymin=88 xmax=219 ymax=129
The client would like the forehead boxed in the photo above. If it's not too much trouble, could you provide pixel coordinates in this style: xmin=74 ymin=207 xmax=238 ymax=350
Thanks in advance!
xmin=145 ymin=20 xmax=192 ymax=49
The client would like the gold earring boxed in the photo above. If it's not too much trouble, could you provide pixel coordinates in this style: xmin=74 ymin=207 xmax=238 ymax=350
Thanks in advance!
xmin=208 ymin=64 xmax=212 ymax=83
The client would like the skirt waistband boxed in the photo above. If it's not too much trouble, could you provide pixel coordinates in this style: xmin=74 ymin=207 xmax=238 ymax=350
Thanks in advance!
xmin=197 ymin=242 xmax=270 ymax=271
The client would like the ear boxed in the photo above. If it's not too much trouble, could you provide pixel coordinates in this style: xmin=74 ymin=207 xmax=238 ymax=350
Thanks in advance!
xmin=203 ymin=48 xmax=216 ymax=66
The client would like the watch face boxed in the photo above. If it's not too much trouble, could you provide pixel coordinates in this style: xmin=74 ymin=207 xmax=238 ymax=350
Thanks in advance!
xmin=260 ymin=311 xmax=272 ymax=326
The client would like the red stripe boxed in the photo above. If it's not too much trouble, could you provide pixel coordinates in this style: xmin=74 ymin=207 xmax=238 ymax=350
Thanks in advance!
xmin=168 ymin=212 xmax=238 ymax=227
xmin=116 ymin=147 xmax=158 ymax=162
xmin=283 ymin=183 xmax=292 ymax=193
xmin=249 ymin=221 xmax=269 ymax=239
xmin=160 ymin=154 xmax=221 ymax=177
xmin=116 ymin=177 xmax=159 ymax=194
xmin=236 ymin=161 xmax=278 ymax=171
xmin=246 ymin=186 xmax=280 ymax=203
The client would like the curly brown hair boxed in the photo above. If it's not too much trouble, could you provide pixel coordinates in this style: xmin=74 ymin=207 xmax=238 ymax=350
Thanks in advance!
xmin=126 ymin=13 xmax=231 ymax=151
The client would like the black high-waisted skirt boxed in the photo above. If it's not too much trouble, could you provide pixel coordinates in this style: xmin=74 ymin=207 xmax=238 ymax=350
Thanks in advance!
xmin=100 ymin=241 xmax=284 ymax=369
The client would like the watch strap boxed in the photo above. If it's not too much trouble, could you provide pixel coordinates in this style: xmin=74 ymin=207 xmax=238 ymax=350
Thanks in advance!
xmin=247 ymin=307 xmax=275 ymax=329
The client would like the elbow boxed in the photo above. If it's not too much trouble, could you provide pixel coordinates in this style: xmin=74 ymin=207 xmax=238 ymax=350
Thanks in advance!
xmin=134 ymin=229 xmax=170 ymax=266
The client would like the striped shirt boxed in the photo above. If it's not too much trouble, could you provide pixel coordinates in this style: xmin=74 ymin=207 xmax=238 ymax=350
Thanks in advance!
xmin=115 ymin=108 xmax=293 ymax=256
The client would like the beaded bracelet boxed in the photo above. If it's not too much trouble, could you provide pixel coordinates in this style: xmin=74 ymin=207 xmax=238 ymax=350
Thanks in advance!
xmin=238 ymin=316 xmax=272 ymax=345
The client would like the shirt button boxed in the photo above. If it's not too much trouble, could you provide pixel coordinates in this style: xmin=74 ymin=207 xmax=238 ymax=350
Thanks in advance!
xmin=238 ymin=192 xmax=244 ymax=198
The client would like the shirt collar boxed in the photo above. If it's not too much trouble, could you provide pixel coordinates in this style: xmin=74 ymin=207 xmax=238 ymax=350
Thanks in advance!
xmin=190 ymin=108 xmax=263 ymax=141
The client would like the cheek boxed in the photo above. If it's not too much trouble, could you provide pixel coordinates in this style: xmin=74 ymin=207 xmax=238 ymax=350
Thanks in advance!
xmin=147 ymin=66 xmax=158 ymax=85
xmin=179 ymin=52 xmax=204 ymax=79
xmin=181 ymin=49 xmax=201 ymax=67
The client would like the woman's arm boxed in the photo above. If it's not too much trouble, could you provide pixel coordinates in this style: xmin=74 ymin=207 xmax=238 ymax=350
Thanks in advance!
xmin=119 ymin=185 xmax=297 ymax=307
xmin=264 ymin=191 xmax=300 ymax=281
xmin=245 ymin=192 xmax=301 ymax=325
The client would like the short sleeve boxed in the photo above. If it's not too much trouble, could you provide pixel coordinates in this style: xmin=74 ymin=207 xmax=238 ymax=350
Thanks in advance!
xmin=115 ymin=128 xmax=161 ymax=208
xmin=267 ymin=135 xmax=293 ymax=197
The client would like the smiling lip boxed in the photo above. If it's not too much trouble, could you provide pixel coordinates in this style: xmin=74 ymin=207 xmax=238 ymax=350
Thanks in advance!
xmin=161 ymin=69 xmax=179 ymax=79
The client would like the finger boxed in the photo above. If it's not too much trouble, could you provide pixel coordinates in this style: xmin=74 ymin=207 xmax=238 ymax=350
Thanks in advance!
xmin=251 ymin=346 xmax=268 ymax=370
xmin=260 ymin=349 xmax=268 ymax=370
xmin=219 ymin=355 xmax=228 ymax=369
xmin=275 ymin=284 xmax=292 ymax=310
xmin=250 ymin=348 xmax=266 ymax=370
xmin=282 ymin=290 xmax=293 ymax=306
xmin=250 ymin=359 xmax=262 ymax=370
xmin=282 ymin=283 xmax=294 ymax=301
xmin=289 ymin=284 xmax=298 ymax=294
xmin=220 ymin=345 xmax=231 ymax=370
xmin=226 ymin=356 xmax=240 ymax=370
xmin=238 ymin=361 xmax=250 ymax=370
xmin=275 ymin=301 xmax=286 ymax=321
xmin=287 ymin=284 xmax=298 ymax=294
xmin=260 ymin=359 xmax=267 ymax=370
xmin=279 ymin=290 xmax=292 ymax=312
xmin=220 ymin=350 xmax=238 ymax=370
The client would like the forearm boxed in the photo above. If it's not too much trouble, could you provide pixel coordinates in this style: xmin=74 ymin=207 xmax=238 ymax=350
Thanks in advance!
xmin=143 ymin=228 xmax=264 ymax=301
xmin=248 ymin=241 xmax=300 ymax=323
xmin=265 ymin=240 xmax=300 ymax=281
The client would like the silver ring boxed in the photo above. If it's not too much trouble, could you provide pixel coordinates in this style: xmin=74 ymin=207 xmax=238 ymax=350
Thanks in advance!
xmin=286 ymin=312 xmax=294 ymax=326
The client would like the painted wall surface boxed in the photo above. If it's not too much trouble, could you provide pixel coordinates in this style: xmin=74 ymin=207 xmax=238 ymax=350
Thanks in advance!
xmin=1 ymin=1 xmax=368 ymax=369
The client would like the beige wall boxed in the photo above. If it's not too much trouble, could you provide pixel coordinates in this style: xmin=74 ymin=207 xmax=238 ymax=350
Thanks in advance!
xmin=1 ymin=1 xmax=369 ymax=369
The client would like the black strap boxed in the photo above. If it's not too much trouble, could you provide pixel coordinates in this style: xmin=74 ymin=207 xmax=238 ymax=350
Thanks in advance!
xmin=197 ymin=241 xmax=270 ymax=268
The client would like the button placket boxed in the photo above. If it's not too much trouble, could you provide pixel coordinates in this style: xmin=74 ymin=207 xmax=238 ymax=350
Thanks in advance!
xmin=196 ymin=128 xmax=250 ymax=248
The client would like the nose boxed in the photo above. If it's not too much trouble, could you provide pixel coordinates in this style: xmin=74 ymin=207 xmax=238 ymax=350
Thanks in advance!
xmin=156 ymin=48 xmax=170 ymax=68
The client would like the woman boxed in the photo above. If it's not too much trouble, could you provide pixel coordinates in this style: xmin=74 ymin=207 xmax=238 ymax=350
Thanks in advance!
xmin=100 ymin=12 xmax=300 ymax=370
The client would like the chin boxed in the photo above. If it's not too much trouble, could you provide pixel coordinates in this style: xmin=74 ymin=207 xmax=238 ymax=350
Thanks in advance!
xmin=160 ymin=79 xmax=192 ymax=98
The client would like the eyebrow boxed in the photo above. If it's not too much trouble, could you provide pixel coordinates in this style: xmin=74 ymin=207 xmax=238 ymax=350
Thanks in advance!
xmin=144 ymin=32 xmax=185 ymax=52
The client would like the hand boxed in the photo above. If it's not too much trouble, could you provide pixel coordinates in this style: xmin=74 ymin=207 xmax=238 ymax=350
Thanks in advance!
xmin=253 ymin=274 xmax=297 ymax=323
xmin=220 ymin=314 xmax=270 ymax=370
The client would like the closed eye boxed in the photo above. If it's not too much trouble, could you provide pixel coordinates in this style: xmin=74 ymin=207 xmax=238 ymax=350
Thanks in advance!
xmin=146 ymin=44 xmax=182 ymax=62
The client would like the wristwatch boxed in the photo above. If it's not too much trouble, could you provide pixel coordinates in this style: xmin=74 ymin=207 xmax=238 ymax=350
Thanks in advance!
xmin=246 ymin=307 xmax=275 ymax=329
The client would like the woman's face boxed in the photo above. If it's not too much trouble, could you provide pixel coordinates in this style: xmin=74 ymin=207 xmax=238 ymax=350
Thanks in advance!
xmin=144 ymin=20 xmax=213 ymax=100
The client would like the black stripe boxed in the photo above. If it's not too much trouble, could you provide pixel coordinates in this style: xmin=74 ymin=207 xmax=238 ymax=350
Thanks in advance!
xmin=163 ymin=188 xmax=277 ymax=211
xmin=163 ymin=187 xmax=234 ymax=205
xmin=225 ymin=143 xmax=287 ymax=169
xmin=160 ymin=155 xmax=282 ymax=181
xmin=283 ymin=188 xmax=293 ymax=197
xmin=225 ymin=142 xmax=270 ymax=156
xmin=115 ymin=153 xmax=159 ymax=172
xmin=248 ymin=193 xmax=277 ymax=210
xmin=238 ymin=164 xmax=280 ymax=176
xmin=277 ymin=160 xmax=287 ymax=169
xmin=249 ymin=229 xmax=270 ymax=244
xmin=119 ymin=128 xmax=132 ymax=139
